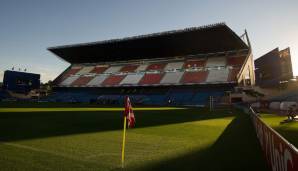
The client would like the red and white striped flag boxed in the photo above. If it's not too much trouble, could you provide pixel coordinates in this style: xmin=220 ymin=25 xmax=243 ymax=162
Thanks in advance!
xmin=124 ymin=96 xmax=135 ymax=128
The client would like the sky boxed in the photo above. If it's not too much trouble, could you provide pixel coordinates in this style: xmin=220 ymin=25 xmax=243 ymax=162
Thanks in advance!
xmin=0 ymin=0 xmax=298 ymax=83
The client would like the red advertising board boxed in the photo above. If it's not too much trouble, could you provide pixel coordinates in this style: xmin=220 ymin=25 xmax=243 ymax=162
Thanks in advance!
xmin=250 ymin=108 xmax=298 ymax=171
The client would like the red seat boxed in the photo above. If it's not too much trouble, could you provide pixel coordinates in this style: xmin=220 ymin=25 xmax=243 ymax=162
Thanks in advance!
xmin=228 ymin=68 xmax=240 ymax=82
xmin=120 ymin=65 xmax=139 ymax=72
xmin=90 ymin=66 xmax=108 ymax=74
xmin=227 ymin=56 xmax=246 ymax=66
xmin=71 ymin=76 xmax=94 ymax=86
xmin=55 ymin=67 xmax=82 ymax=84
xmin=146 ymin=63 xmax=166 ymax=71
xmin=139 ymin=73 xmax=164 ymax=85
xmin=181 ymin=71 xmax=208 ymax=83
xmin=68 ymin=68 xmax=81 ymax=74
xmin=101 ymin=75 xmax=126 ymax=86
xmin=184 ymin=60 xmax=206 ymax=68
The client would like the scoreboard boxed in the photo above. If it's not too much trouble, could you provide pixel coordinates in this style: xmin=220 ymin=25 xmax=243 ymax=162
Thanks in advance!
xmin=2 ymin=70 xmax=40 ymax=93
xmin=279 ymin=48 xmax=293 ymax=81
xmin=255 ymin=47 xmax=293 ymax=87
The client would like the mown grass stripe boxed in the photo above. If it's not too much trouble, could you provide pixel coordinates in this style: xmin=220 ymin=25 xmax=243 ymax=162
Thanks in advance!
xmin=0 ymin=107 xmax=185 ymax=113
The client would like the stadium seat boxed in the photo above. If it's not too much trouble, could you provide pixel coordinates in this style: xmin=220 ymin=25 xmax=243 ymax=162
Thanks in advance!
xmin=47 ymin=24 xmax=253 ymax=107
xmin=71 ymin=76 xmax=94 ymax=86
xmin=135 ymin=64 xmax=149 ymax=72
xmin=120 ymin=73 xmax=145 ymax=85
xmin=206 ymin=57 xmax=226 ymax=67
xmin=227 ymin=56 xmax=246 ymax=66
xmin=166 ymin=89 xmax=194 ymax=105
xmin=60 ymin=75 xmax=80 ymax=86
xmin=180 ymin=71 xmax=208 ymax=84
xmin=120 ymin=65 xmax=139 ymax=72
xmin=55 ymin=66 xmax=82 ymax=84
xmin=184 ymin=60 xmax=206 ymax=68
xmin=46 ymin=91 xmax=98 ymax=102
xmin=90 ymin=66 xmax=108 ymax=74
xmin=191 ymin=92 xmax=207 ymax=104
xmin=76 ymin=66 xmax=94 ymax=75
xmin=55 ymin=56 xmax=240 ymax=88
xmin=139 ymin=73 xmax=164 ymax=85
xmin=164 ymin=62 xmax=184 ymax=70
xmin=228 ymin=68 xmax=240 ymax=82
xmin=101 ymin=75 xmax=126 ymax=86
xmin=87 ymin=75 xmax=109 ymax=86
xmin=160 ymin=71 xmax=184 ymax=84
xmin=191 ymin=91 xmax=224 ymax=105
xmin=146 ymin=63 xmax=166 ymax=71
xmin=206 ymin=68 xmax=229 ymax=82
xmin=65 ymin=66 xmax=82 ymax=76
xmin=104 ymin=66 xmax=122 ymax=73
xmin=146 ymin=95 xmax=167 ymax=105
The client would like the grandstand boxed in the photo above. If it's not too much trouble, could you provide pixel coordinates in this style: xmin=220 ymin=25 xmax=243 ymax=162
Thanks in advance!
xmin=48 ymin=23 xmax=255 ymax=106
xmin=255 ymin=47 xmax=293 ymax=87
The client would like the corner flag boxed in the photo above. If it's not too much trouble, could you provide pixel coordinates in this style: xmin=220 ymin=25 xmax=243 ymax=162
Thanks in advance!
xmin=121 ymin=96 xmax=135 ymax=168
xmin=124 ymin=96 xmax=135 ymax=128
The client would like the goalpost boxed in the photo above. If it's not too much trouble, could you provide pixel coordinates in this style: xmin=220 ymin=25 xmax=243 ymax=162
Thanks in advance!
xmin=209 ymin=96 xmax=214 ymax=111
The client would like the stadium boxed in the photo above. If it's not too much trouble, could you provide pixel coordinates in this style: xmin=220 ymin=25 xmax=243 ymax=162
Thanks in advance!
xmin=47 ymin=23 xmax=254 ymax=106
xmin=0 ymin=22 xmax=297 ymax=171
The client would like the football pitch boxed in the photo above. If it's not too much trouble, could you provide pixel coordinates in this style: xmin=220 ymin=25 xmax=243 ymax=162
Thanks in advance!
xmin=0 ymin=105 xmax=269 ymax=171
xmin=261 ymin=114 xmax=298 ymax=148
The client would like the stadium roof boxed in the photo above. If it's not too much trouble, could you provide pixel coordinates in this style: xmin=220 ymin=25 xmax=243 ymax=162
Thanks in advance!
xmin=48 ymin=23 xmax=249 ymax=64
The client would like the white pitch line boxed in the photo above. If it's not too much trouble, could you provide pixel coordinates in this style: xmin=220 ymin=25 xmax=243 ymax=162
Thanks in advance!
xmin=85 ymin=152 xmax=119 ymax=159
xmin=0 ymin=141 xmax=95 ymax=163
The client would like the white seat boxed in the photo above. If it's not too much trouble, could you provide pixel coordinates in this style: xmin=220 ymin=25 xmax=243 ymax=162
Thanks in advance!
xmin=87 ymin=75 xmax=109 ymax=86
xmin=103 ymin=66 xmax=122 ymax=73
xmin=206 ymin=68 xmax=229 ymax=82
xmin=206 ymin=57 xmax=226 ymax=67
xmin=160 ymin=71 xmax=184 ymax=84
xmin=164 ymin=62 xmax=184 ymax=70
xmin=135 ymin=64 xmax=148 ymax=72
xmin=120 ymin=73 xmax=144 ymax=85
xmin=71 ymin=66 xmax=82 ymax=69
xmin=60 ymin=75 xmax=80 ymax=86
xmin=76 ymin=66 xmax=94 ymax=75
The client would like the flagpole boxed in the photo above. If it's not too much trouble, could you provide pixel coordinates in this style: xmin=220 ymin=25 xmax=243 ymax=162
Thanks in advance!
xmin=121 ymin=116 xmax=127 ymax=168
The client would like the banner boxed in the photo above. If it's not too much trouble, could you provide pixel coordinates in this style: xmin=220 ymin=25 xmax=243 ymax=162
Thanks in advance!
xmin=249 ymin=108 xmax=298 ymax=171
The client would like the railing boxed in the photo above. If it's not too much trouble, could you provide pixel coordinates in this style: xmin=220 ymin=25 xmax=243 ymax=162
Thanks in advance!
xmin=248 ymin=106 xmax=298 ymax=171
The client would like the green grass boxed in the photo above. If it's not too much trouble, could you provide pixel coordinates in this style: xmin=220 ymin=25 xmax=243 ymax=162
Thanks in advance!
xmin=0 ymin=107 xmax=185 ymax=112
xmin=0 ymin=106 xmax=269 ymax=171
xmin=260 ymin=114 xmax=298 ymax=148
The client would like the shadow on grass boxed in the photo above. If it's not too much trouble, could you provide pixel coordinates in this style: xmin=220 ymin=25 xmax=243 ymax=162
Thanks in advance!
xmin=274 ymin=128 xmax=298 ymax=148
xmin=127 ymin=113 xmax=269 ymax=171
xmin=0 ymin=108 xmax=234 ymax=142
xmin=0 ymin=102 xmax=121 ymax=108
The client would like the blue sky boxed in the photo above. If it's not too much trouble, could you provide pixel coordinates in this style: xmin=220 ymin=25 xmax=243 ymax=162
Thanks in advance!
xmin=0 ymin=0 xmax=298 ymax=83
